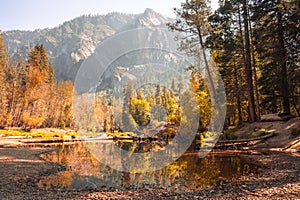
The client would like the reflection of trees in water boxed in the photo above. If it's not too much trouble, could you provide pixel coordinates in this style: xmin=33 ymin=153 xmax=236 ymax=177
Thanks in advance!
xmin=181 ymin=156 xmax=221 ymax=189
xmin=115 ymin=140 xmax=167 ymax=153
xmin=39 ymin=143 xmax=258 ymax=190
xmin=37 ymin=170 xmax=73 ymax=189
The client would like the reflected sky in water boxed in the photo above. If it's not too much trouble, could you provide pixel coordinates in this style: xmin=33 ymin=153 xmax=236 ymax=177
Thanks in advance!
xmin=38 ymin=142 xmax=260 ymax=191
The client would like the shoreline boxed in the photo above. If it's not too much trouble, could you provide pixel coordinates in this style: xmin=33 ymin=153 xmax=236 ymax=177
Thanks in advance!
xmin=0 ymin=143 xmax=299 ymax=199
xmin=1 ymin=117 xmax=299 ymax=199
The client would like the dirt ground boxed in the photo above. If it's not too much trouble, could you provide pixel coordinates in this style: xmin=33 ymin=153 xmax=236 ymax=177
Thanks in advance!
xmin=235 ymin=117 xmax=300 ymax=150
xmin=0 ymin=118 xmax=299 ymax=199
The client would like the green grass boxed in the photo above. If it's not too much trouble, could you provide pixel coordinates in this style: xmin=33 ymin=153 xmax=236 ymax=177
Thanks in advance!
xmin=0 ymin=129 xmax=77 ymax=139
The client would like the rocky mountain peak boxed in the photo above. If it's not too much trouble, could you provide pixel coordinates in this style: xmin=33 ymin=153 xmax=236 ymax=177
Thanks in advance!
xmin=138 ymin=8 xmax=169 ymax=27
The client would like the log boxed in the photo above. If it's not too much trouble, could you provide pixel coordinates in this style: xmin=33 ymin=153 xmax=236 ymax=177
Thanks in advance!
xmin=261 ymin=113 xmax=294 ymax=122
xmin=261 ymin=113 xmax=283 ymax=121
xmin=217 ymin=132 xmax=275 ymax=144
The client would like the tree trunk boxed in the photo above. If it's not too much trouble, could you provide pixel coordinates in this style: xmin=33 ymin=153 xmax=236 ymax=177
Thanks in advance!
xmin=237 ymin=6 xmax=246 ymax=125
xmin=234 ymin=64 xmax=243 ymax=125
xmin=234 ymin=3 xmax=249 ymax=125
xmin=249 ymin=15 xmax=261 ymax=121
xmin=196 ymin=25 xmax=218 ymax=132
xmin=242 ymin=0 xmax=256 ymax=122
xmin=277 ymin=5 xmax=291 ymax=114
xmin=196 ymin=26 xmax=216 ymax=99
xmin=252 ymin=60 xmax=260 ymax=120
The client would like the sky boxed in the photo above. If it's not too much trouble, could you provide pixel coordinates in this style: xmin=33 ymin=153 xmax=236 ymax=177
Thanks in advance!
xmin=0 ymin=0 xmax=219 ymax=31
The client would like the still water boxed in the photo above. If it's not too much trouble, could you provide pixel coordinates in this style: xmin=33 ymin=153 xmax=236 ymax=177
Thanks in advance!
xmin=38 ymin=141 xmax=260 ymax=191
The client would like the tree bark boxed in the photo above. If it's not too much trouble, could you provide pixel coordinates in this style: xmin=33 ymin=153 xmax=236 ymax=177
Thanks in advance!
xmin=237 ymin=6 xmax=246 ymax=125
xmin=249 ymin=15 xmax=261 ymax=121
xmin=196 ymin=25 xmax=216 ymax=99
xmin=242 ymin=0 xmax=257 ymax=122
xmin=234 ymin=65 xmax=243 ymax=125
xmin=277 ymin=5 xmax=291 ymax=114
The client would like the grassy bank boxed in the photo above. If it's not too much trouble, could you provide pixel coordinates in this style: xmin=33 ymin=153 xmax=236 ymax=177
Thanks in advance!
xmin=0 ymin=128 xmax=77 ymax=139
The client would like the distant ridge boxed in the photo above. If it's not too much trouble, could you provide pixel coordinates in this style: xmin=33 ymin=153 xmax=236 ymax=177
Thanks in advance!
xmin=3 ymin=9 xmax=173 ymax=81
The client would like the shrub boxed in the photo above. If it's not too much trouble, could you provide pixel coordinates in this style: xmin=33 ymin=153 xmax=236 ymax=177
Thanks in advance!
xmin=220 ymin=130 xmax=237 ymax=140
xmin=250 ymin=132 xmax=257 ymax=138
xmin=257 ymin=129 xmax=267 ymax=136
xmin=249 ymin=129 xmax=268 ymax=139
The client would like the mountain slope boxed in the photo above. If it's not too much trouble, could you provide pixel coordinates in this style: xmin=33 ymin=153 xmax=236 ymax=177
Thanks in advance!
xmin=3 ymin=9 xmax=172 ymax=81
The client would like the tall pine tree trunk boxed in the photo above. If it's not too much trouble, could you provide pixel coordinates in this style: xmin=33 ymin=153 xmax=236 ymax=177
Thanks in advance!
xmin=242 ymin=0 xmax=256 ymax=122
xmin=249 ymin=16 xmax=261 ymax=121
xmin=196 ymin=25 xmax=217 ymax=132
xmin=252 ymin=56 xmax=260 ymax=120
xmin=196 ymin=25 xmax=216 ymax=98
xmin=277 ymin=6 xmax=291 ymax=114
xmin=237 ymin=5 xmax=246 ymax=125
xmin=234 ymin=65 xmax=243 ymax=125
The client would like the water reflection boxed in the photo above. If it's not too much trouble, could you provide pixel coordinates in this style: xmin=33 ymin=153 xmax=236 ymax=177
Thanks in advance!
xmin=39 ymin=142 xmax=260 ymax=191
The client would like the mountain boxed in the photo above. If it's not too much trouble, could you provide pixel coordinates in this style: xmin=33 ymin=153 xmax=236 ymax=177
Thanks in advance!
xmin=3 ymin=9 xmax=173 ymax=82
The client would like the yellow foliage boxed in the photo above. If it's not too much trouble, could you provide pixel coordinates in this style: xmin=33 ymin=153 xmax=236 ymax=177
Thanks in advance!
xmin=21 ymin=113 xmax=45 ymax=129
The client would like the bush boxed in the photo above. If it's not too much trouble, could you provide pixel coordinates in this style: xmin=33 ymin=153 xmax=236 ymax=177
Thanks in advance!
xmin=250 ymin=132 xmax=257 ymax=138
xmin=249 ymin=129 xmax=268 ymax=139
xmin=257 ymin=129 xmax=268 ymax=136
xmin=220 ymin=130 xmax=237 ymax=140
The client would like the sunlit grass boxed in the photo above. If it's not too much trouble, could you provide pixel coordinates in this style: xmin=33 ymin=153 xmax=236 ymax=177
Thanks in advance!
xmin=0 ymin=129 xmax=77 ymax=139
xmin=106 ymin=132 xmax=137 ymax=137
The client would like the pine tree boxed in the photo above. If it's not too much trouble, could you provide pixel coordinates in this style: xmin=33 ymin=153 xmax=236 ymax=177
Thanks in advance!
xmin=242 ymin=0 xmax=257 ymax=122
xmin=155 ymin=84 xmax=162 ymax=105
xmin=284 ymin=0 xmax=300 ymax=115
xmin=252 ymin=0 xmax=297 ymax=115
xmin=167 ymin=0 xmax=216 ymax=98
xmin=22 ymin=44 xmax=55 ymax=129
xmin=207 ymin=0 xmax=247 ymax=125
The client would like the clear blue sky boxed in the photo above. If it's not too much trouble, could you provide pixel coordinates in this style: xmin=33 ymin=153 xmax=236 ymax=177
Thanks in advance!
xmin=0 ymin=0 xmax=218 ymax=31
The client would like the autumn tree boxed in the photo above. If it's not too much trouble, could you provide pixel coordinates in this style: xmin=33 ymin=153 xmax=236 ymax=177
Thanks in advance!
xmin=55 ymin=80 xmax=74 ymax=128
xmin=0 ymin=38 xmax=77 ymax=130
xmin=121 ymin=82 xmax=137 ymax=131
xmin=20 ymin=45 xmax=54 ymax=129
xmin=0 ymin=32 xmax=8 ymax=128
xmin=129 ymin=97 xmax=151 ymax=127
